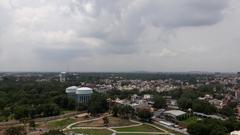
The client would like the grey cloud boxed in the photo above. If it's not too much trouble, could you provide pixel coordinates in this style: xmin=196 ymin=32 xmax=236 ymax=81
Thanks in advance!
xmin=68 ymin=0 xmax=229 ymax=54
xmin=36 ymin=47 xmax=91 ymax=62
xmin=1 ymin=0 xmax=238 ymax=72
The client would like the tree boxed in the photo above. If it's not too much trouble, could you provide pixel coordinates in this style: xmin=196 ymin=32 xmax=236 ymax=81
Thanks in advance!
xmin=137 ymin=109 xmax=153 ymax=122
xmin=103 ymin=117 xmax=109 ymax=126
xmin=29 ymin=120 xmax=36 ymax=129
xmin=112 ymin=104 xmax=134 ymax=119
xmin=153 ymin=95 xmax=166 ymax=109
xmin=188 ymin=122 xmax=209 ymax=135
xmin=177 ymin=98 xmax=192 ymax=110
xmin=187 ymin=119 xmax=229 ymax=135
xmin=42 ymin=130 xmax=65 ymax=135
xmin=14 ymin=106 xmax=29 ymax=119
xmin=87 ymin=93 xmax=108 ymax=115
xmin=192 ymin=100 xmax=216 ymax=114
xmin=41 ymin=104 xmax=60 ymax=117
xmin=4 ymin=126 xmax=27 ymax=135
xmin=112 ymin=105 xmax=119 ymax=117
xmin=220 ymin=106 xmax=235 ymax=117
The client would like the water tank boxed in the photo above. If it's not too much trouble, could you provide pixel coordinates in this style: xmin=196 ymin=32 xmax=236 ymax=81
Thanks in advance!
xmin=76 ymin=87 xmax=93 ymax=95
xmin=66 ymin=86 xmax=78 ymax=93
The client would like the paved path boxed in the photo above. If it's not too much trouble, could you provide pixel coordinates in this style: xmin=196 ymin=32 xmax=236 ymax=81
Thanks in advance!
xmin=64 ymin=116 xmax=171 ymax=135
xmin=64 ymin=114 xmax=112 ymax=130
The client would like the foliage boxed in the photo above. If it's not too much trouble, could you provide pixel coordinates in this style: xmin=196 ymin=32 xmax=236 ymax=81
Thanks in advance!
xmin=87 ymin=92 xmax=108 ymax=115
xmin=29 ymin=120 xmax=36 ymax=129
xmin=137 ymin=109 xmax=153 ymax=122
xmin=103 ymin=117 xmax=109 ymax=126
xmin=187 ymin=118 xmax=240 ymax=135
xmin=0 ymin=80 xmax=75 ymax=120
xmin=4 ymin=126 xmax=27 ymax=135
xmin=192 ymin=100 xmax=216 ymax=115
xmin=112 ymin=104 xmax=134 ymax=119
xmin=42 ymin=130 xmax=65 ymax=135
xmin=153 ymin=95 xmax=166 ymax=109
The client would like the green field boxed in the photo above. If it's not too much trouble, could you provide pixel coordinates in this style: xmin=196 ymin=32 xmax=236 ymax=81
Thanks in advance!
xmin=117 ymin=133 xmax=169 ymax=135
xmin=70 ymin=129 xmax=113 ymax=135
xmin=153 ymin=123 xmax=185 ymax=135
xmin=182 ymin=116 xmax=199 ymax=126
xmin=113 ymin=124 xmax=163 ymax=132
xmin=48 ymin=118 xmax=75 ymax=128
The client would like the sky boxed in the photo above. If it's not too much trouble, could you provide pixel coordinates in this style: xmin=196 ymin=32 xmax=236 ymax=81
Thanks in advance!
xmin=0 ymin=0 xmax=240 ymax=72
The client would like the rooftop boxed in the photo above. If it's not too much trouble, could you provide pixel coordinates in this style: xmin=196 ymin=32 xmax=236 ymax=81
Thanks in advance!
xmin=164 ymin=110 xmax=186 ymax=117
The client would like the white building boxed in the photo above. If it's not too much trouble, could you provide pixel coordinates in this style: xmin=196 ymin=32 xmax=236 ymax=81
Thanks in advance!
xmin=231 ymin=130 xmax=240 ymax=135
xmin=76 ymin=87 xmax=93 ymax=103
xmin=66 ymin=86 xmax=78 ymax=99
xmin=59 ymin=72 xmax=66 ymax=82
xmin=66 ymin=86 xmax=93 ymax=103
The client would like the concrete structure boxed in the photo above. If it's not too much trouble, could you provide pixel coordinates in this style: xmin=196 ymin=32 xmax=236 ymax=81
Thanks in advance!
xmin=163 ymin=110 xmax=187 ymax=121
xmin=65 ymin=86 xmax=93 ymax=103
xmin=231 ymin=130 xmax=240 ymax=135
xmin=59 ymin=72 xmax=66 ymax=82
xmin=76 ymin=87 xmax=93 ymax=103
xmin=66 ymin=86 xmax=78 ymax=99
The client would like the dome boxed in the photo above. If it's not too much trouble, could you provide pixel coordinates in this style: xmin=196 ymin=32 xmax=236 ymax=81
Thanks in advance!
xmin=66 ymin=86 xmax=78 ymax=93
xmin=76 ymin=87 xmax=93 ymax=95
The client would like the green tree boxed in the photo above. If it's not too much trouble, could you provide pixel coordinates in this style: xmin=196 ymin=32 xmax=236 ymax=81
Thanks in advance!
xmin=220 ymin=106 xmax=235 ymax=117
xmin=188 ymin=122 xmax=209 ymax=135
xmin=4 ymin=126 xmax=27 ymax=135
xmin=103 ymin=117 xmax=109 ymax=126
xmin=42 ymin=130 xmax=65 ymax=135
xmin=137 ymin=109 xmax=153 ymax=122
xmin=29 ymin=120 xmax=36 ymax=129
xmin=87 ymin=93 xmax=108 ymax=115
xmin=192 ymin=100 xmax=216 ymax=114
xmin=177 ymin=98 xmax=192 ymax=110
xmin=112 ymin=105 xmax=119 ymax=117
xmin=153 ymin=95 xmax=166 ymax=109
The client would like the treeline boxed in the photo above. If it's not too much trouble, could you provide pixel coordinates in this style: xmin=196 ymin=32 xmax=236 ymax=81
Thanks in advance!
xmin=0 ymin=80 xmax=76 ymax=121
xmin=188 ymin=118 xmax=240 ymax=135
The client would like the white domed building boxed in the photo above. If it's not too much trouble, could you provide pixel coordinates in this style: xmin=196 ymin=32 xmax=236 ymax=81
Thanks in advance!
xmin=76 ymin=87 xmax=93 ymax=103
xmin=66 ymin=86 xmax=93 ymax=103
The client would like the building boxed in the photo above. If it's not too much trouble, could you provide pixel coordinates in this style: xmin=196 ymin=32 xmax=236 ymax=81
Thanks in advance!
xmin=235 ymin=90 xmax=240 ymax=101
xmin=65 ymin=86 xmax=93 ymax=103
xmin=231 ymin=130 xmax=240 ymax=135
xmin=76 ymin=87 xmax=93 ymax=103
xmin=59 ymin=72 xmax=66 ymax=82
xmin=163 ymin=110 xmax=187 ymax=122
xmin=66 ymin=86 xmax=78 ymax=99
xmin=209 ymin=99 xmax=223 ymax=109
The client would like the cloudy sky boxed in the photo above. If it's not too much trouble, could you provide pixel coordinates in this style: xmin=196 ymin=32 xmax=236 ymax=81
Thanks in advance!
xmin=0 ymin=0 xmax=240 ymax=72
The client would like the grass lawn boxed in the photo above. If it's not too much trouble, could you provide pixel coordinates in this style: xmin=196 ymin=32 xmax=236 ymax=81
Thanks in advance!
xmin=182 ymin=116 xmax=199 ymax=126
xmin=60 ymin=110 xmax=75 ymax=114
xmin=113 ymin=124 xmax=163 ymax=132
xmin=48 ymin=118 xmax=75 ymax=128
xmin=117 ymin=133 xmax=169 ymax=135
xmin=69 ymin=129 xmax=112 ymax=135
xmin=153 ymin=123 xmax=185 ymax=135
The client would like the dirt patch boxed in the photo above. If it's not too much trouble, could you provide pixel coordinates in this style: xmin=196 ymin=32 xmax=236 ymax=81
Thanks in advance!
xmin=75 ymin=117 xmax=136 ymax=127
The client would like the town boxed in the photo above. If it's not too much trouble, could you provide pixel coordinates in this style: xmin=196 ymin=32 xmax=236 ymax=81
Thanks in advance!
xmin=1 ymin=72 xmax=240 ymax=135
